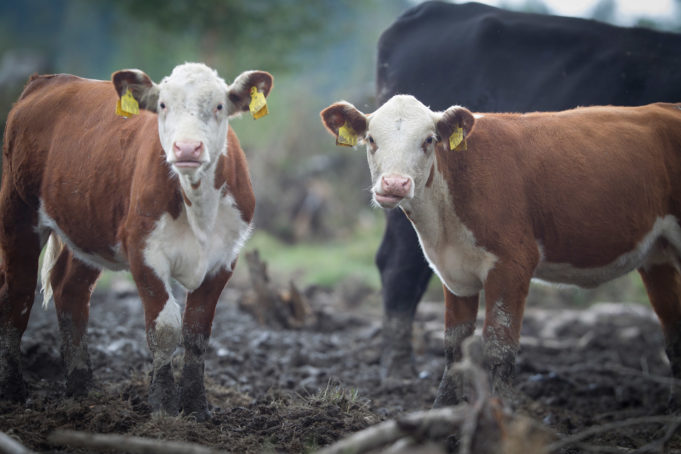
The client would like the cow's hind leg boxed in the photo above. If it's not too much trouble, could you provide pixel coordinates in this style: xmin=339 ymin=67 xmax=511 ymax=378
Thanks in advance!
xmin=0 ymin=194 xmax=42 ymax=401
xmin=49 ymin=248 xmax=100 ymax=396
xmin=638 ymin=263 xmax=681 ymax=407
xmin=180 ymin=268 xmax=232 ymax=421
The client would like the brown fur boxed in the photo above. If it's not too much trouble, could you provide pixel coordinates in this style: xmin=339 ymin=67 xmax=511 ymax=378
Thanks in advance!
xmin=433 ymin=102 xmax=681 ymax=402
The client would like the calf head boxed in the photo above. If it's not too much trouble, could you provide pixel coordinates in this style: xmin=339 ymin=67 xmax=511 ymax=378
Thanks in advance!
xmin=113 ymin=63 xmax=272 ymax=184
xmin=321 ymin=95 xmax=475 ymax=209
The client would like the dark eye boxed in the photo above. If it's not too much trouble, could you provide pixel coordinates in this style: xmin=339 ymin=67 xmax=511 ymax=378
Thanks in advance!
xmin=159 ymin=102 xmax=166 ymax=110
xmin=425 ymin=137 xmax=433 ymax=144
xmin=368 ymin=136 xmax=375 ymax=144
xmin=217 ymin=104 xmax=223 ymax=111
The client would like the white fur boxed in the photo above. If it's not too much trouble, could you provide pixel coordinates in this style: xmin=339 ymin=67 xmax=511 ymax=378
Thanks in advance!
xmin=366 ymin=96 xmax=438 ymax=204
xmin=156 ymin=63 xmax=231 ymax=186
xmin=40 ymin=233 xmax=62 ymax=307
xmin=364 ymin=95 xmax=498 ymax=297
xmin=407 ymin=168 xmax=498 ymax=297
xmin=143 ymin=193 xmax=251 ymax=292
xmin=155 ymin=296 xmax=182 ymax=332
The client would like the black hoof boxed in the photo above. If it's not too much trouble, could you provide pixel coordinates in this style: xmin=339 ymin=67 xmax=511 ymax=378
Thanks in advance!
xmin=65 ymin=368 xmax=93 ymax=397
xmin=149 ymin=365 xmax=179 ymax=416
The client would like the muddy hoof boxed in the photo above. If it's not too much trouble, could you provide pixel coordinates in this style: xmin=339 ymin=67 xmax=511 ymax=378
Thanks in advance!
xmin=380 ymin=316 xmax=416 ymax=382
xmin=433 ymin=374 xmax=465 ymax=408
xmin=182 ymin=402 xmax=211 ymax=422
xmin=180 ymin=383 xmax=209 ymax=421
xmin=65 ymin=368 xmax=93 ymax=397
xmin=149 ymin=365 xmax=179 ymax=416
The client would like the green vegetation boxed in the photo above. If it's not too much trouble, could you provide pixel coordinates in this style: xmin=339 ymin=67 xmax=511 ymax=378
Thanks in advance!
xmin=243 ymin=210 xmax=384 ymax=289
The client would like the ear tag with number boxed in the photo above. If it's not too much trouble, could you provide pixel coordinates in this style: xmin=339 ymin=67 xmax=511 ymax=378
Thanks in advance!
xmin=249 ymin=86 xmax=268 ymax=119
xmin=116 ymin=88 xmax=139 ymax=118
xmin=449 ymin=127 xmax=467 ymax=151
xmin=336 ymin=121 xmax=358 ymax=147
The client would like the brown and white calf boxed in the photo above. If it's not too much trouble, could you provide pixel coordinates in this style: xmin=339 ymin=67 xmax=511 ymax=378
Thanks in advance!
xmin=0 ymin=63 xmax=272 ymax=419
xmin=322 ymin=95 xmax=681 ymax=406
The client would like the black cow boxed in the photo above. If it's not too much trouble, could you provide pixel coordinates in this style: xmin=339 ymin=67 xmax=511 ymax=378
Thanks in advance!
xmin=376 ymin=0 xmax=681 ymax=380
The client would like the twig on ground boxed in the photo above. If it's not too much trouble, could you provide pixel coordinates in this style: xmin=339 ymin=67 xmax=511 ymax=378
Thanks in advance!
xmin=48 ymin=430 xmax=225 ymax=454
xmin=316 ymin=406 xmax=469 ymax=454
xmin=316 ymin=337 xmax=505 ymax=454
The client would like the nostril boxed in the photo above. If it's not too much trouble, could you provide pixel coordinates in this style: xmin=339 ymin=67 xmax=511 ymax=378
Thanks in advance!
xmin=193 ymin=141 xmax=203 ymax=157
xmin=173 ymin=141 xmax=203 ymax=159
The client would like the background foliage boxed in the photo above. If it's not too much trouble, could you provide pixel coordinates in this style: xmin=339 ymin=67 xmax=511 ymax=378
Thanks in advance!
xmin=0 ymin=0 xmax=678 ymax=305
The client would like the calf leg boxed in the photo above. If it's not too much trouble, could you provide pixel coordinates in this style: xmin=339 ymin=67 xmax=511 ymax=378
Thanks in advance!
xmin=50 ymin=249 xmax=100 ymax=396
xmin=433 ymin=288 xmax=479 ymax=407
xmin=130 ymin=260 xmax=181 ymax=416
xmin=638 ymin=264 xmax=681 ymax=403
xmin=376 ymin=209 xmax=433 ymax=380
xmin=481 ymin=261 xmax=535 ymax=399
xmin=180 ymin=267 xmax=232 ymax=421
xmin=0 ymin=195 xmax=42 ymax=402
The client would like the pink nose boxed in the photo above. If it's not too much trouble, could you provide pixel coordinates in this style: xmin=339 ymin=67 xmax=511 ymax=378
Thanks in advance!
xmin=381 ymin=175 xmax=412 ymax=198
xmin=173 ymin=140 xmax=203 ymax=161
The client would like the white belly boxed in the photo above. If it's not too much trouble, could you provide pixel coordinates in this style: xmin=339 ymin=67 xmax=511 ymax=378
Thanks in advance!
xmin=535 ymin=215 xmax=681 ymax=288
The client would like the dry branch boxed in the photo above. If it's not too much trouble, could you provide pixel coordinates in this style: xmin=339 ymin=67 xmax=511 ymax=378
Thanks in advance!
xmin=316 ymin=337 xmax=506 ymax=454
xmin=316 ymin=406 xmax=469 ymax=454
xmin=239 ymin=249 xmax=311 ymax=328
xmin=48 ymin=429 xmax=225 ymax=454
xmin=0 ymin=432 xmax=35 ymax=454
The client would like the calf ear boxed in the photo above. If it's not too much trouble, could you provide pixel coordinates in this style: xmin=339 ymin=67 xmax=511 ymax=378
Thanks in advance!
xmin=227 ymin=70 xmax=274 ymax=116
xmin=111 ymin=69 xmax=160 ymax=113
xmin=320 ymin=102 xmax=368 ymax=145
xmin=435 ymin=106 xmax=476 ymax=151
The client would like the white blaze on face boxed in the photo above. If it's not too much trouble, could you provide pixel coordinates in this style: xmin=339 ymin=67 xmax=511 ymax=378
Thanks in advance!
xmin=365 ymin=95 xmax=440 ymax=208
xmin=156 ymin=63 xmax=230 ymax=179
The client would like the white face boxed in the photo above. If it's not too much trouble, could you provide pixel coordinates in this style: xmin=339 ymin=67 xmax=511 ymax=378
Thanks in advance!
xmin=365 ymin=95 xmax=439 ymax=209
xmin=156 ymin=63 xmax=230 ymax=179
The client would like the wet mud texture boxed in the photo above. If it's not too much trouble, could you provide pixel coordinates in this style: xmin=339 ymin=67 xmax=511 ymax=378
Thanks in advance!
xmin=0 ymin=281 xmax=679 ymax=453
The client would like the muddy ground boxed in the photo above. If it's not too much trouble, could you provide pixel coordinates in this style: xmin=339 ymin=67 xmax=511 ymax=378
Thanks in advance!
xmin=1 ymin=270 xmax=680 ymax=453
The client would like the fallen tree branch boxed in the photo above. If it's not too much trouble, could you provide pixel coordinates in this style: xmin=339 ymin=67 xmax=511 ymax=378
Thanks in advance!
xmin=316 ymin=406 xmax=468 ymax=454
xmin=239 ymin=250 xmax=311 ymax=329
xmin=0 ymin=432 xmax=35 ymax=454
xmin=316 ymin=337 xmax=505 ymax=454
xmin=48 ymin=430 xmax=225 ymax=454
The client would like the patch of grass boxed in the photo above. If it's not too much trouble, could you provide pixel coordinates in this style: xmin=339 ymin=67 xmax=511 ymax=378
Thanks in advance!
xmin=244 ymin=211 xmax=384 ymax=290
xmin=313 ymin=382 xmax=361 ymax=408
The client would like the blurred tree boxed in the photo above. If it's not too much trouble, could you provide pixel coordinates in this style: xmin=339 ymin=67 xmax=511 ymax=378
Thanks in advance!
xmin=97 ymin=0 xmax=360 ymax=71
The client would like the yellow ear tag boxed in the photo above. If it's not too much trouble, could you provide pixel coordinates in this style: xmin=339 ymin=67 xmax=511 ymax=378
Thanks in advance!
xmin=449 ymin=127 xmax=467 ymax=151
xmin=337 ymin=121 xmax=358 ymax=147
xmin=116 ymin=88 xmax=139 ymax=118
xmin=249 ymin=86 xmax=268 ymax=120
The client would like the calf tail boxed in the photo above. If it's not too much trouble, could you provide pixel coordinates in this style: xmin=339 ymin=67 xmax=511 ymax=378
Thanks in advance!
xmin=40 ymin=233 xmax=64 ymax=308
